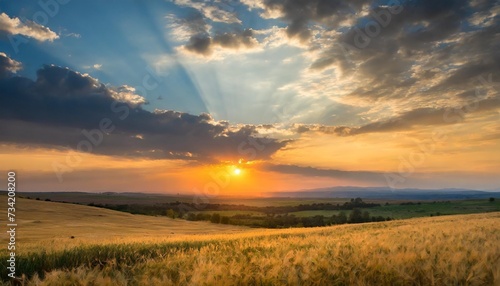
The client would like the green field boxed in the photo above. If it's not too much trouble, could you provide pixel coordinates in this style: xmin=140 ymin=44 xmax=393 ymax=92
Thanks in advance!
xmin=289 ymin=199 xmax=500 ymax=219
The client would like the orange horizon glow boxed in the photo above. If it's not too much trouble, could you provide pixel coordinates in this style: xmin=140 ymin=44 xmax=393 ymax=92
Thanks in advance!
xmin=2 ymin=125 xmax=500 ymax=196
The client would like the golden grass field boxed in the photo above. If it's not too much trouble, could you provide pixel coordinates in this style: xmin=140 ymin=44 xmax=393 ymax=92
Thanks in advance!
xmin=1 ymin=197 xmax=499 ymax=285
xmin=0 ymin=196 xmax=249 ymax=253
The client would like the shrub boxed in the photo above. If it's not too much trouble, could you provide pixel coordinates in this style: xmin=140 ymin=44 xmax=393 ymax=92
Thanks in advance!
xmin=210 ymin=213 xmax=221 ymax=223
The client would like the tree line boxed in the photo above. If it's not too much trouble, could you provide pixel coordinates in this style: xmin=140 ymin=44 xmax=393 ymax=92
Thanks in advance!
xmin=83 ymin=198 xmax=391 ymax=228
xmin=87 ymin=197 xmax=380 ymax=217
xmin=183 ymin=208 xmax=391 ymax=228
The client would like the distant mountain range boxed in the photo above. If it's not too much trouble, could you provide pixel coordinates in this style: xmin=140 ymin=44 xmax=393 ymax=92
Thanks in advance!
xmin=268 ymin=186 xmax=500 ymax=200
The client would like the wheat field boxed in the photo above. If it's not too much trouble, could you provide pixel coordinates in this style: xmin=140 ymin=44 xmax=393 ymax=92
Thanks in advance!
xmin=0 ymin=196 xmax=248 ymax=254
xmin=1 ymin=198 xmax=499 ymax=285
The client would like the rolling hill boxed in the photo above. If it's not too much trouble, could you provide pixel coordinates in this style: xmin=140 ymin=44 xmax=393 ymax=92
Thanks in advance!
xmin=0 ymin=195 xmax=248 ymax=253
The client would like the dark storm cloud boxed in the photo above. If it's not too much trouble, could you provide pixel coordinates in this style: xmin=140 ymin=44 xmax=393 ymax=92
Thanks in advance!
xmin=173 ymin=10 xmax=258 ymax=56
xmin=295 ymin=0 xmax=500 ymax=103
xmin=185 ymin=34 xmax=213 ymax=55
xmin=321 ymin=0 xmax=471 ymax=61
xmin=260 ymin=0 xmax=369 ymax=42
xmin=293 ymin=124 xmax=351 ymax=136
xmin=439 ymin=60 xmax=500 ymax=90
xmin=0 ymin=56 xmax=287 ymax=161
xmin=185 ymin=29 xmax=258 ymax=56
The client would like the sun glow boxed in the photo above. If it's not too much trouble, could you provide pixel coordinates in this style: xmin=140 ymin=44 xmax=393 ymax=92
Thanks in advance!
xmin=233 ymin=168 xmax=241 ymax=175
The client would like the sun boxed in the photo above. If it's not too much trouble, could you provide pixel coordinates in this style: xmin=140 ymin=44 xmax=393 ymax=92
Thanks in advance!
xmin=233 ymin=168 xmax=241 ymax=175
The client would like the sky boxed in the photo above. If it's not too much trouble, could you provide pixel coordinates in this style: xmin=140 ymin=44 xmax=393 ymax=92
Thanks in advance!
xmin=0 ymin=0 xmax=499 ymax=195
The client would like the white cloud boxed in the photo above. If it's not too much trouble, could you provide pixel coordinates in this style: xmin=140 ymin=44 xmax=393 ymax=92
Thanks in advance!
xmin=83 ymin=64 xmax=103 ymax=71
xmin=65 ymin=32 xmax=81 ymax=38
xmin=172 ymin=0 xmax=241 ymax=24
xmin=0 ymin=13 xmax=59 ymax=42
xmin=240 ymin=0 xmax=282 ymax=19
xmin=109 ymin=85 xmax=147 ymax=106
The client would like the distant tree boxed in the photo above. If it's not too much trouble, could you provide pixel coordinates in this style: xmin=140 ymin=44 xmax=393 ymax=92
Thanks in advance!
xmin=311 ymin=215 xmax=325 ymax=227
xmin=166 ymin=209 xmax=176 ymax=219
xmin=186 ymin=213 xmax=197 ymax=221
xmin=349 ymin=209 xmax=363 ymax=223
xmin=337 ymin=212 xmax=347 ymax=224
xmin=362 ymin=211 xmax=370 ymax=222
xmin=210 ymin=213 xmax=221 ymax=223
xmin=265 ymin=217 xmax=278 ymax=228
xmin=177 ymin=210 xmax=184 ymax=219
xmin=220 ymin=216 xmax=230 ymax=224
xmin=329 ymin=215 xmax=338 ymax=225
xmin=489 ymin=197 xmax=495 ymax=202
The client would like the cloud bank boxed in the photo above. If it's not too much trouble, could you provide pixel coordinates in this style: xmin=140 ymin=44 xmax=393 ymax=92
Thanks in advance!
xmin=0 ymin=54 xmax=287 ymax=162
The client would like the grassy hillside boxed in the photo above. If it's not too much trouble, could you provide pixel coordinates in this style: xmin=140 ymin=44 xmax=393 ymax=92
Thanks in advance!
xmin=0 ymin=196 xmax=248 ymax=253
xmin=1 ymin=197 xmax=499 ymax=285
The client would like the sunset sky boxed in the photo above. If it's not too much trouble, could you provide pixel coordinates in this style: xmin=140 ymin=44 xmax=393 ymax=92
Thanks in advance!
xmin=0 ymin=0 xmax=499 ymax=195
